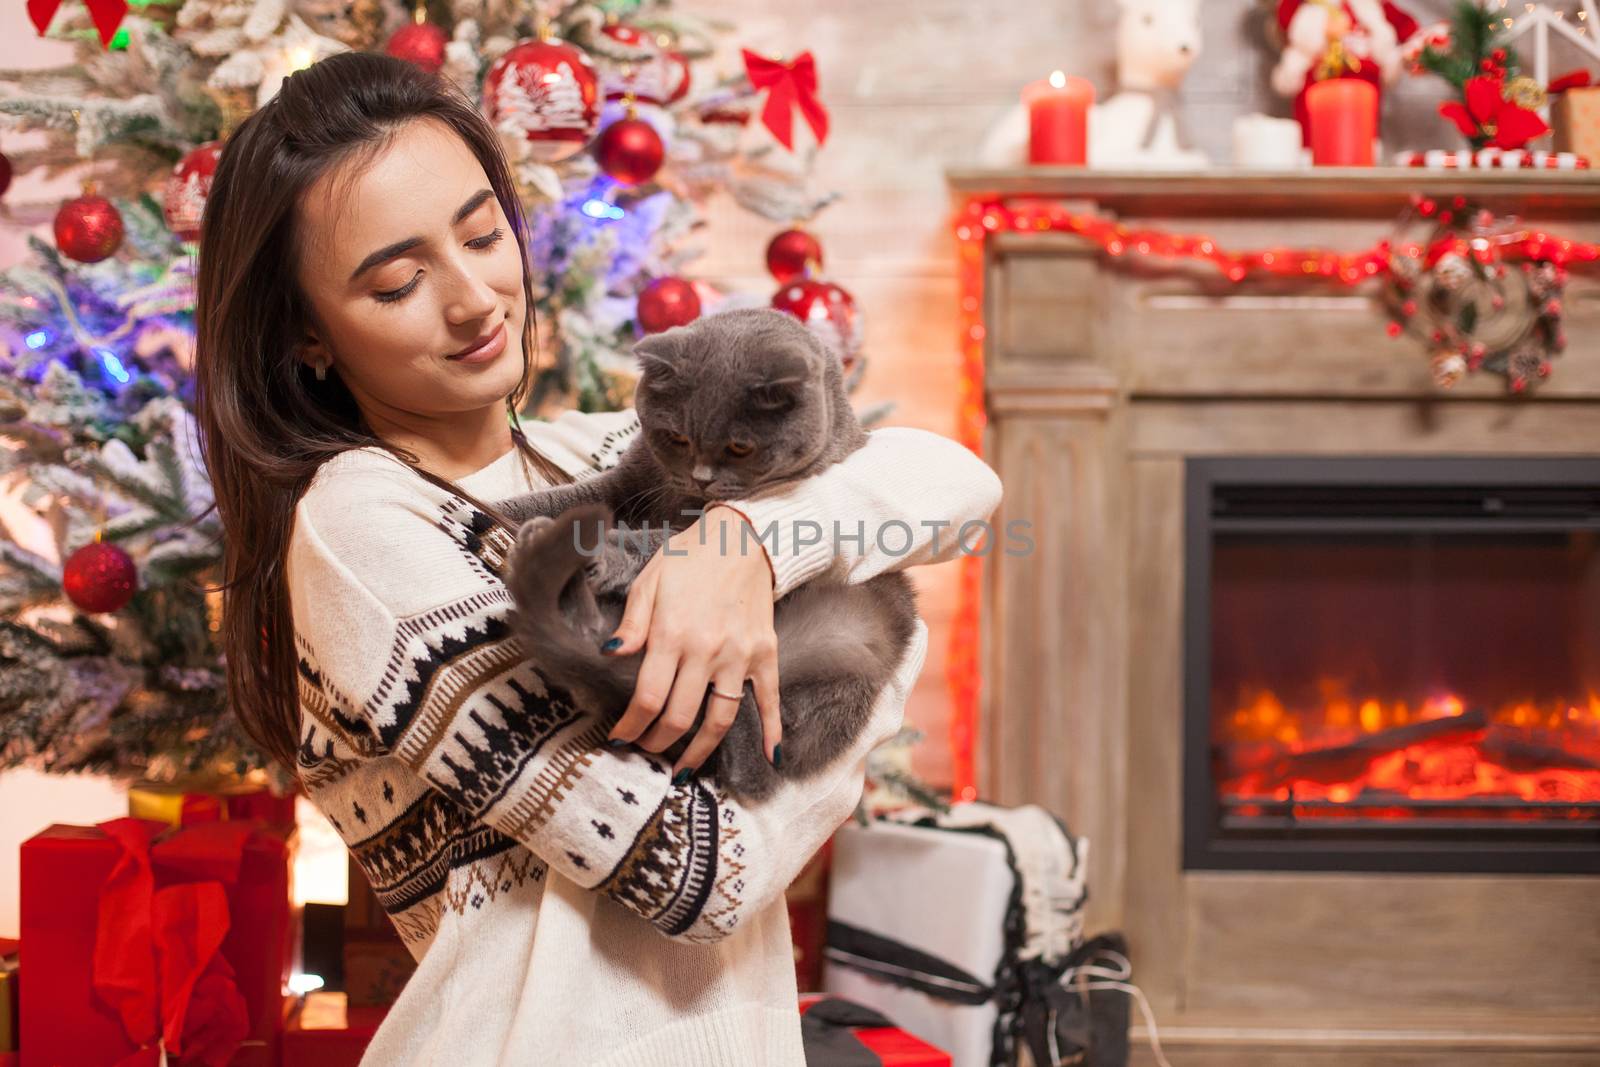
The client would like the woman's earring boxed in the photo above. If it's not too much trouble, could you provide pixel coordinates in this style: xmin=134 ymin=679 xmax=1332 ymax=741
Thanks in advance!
xmin=313 ymin=358 xmax=328 ymax=381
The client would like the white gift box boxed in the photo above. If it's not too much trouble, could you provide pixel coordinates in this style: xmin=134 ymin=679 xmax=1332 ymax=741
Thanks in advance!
xmin=822 ymin=803 xmax=1088 ymax=1067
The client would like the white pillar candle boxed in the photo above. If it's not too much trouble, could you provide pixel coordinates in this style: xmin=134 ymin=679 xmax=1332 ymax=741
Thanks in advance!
xmin=1232 ymin=113 xmax=1305 ymax=169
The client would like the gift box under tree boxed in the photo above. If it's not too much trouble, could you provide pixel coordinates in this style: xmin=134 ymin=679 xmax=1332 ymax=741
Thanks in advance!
xmin=18 ymin=818 xmax=298 ymax=1066
xmin=823 ymin=802 xmax=1127 ymax=1067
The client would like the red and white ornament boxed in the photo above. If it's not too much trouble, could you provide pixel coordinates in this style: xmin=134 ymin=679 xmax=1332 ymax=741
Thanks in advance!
xmin=483 ymin=39 xmax=601 ymax=163
xmin=386 ymin=20 xmax=449 ymax=73
xmin=63 ymin=540 xmax=138 ymax=614
xmin=637 ymin=276 xmax=701 ymax=333
xmin=162 ymin=141 xmax=221 ymax=243
xmin=765 ymin=228 xmax=822 ymax=284
xmin=595 ymin=22 xmax=687 ymax=105
xmin=54 ymin=192 xmax=124 ymax=263
xmin=596 ymin=115 xmax=664 ymax=185
xmin=772 ymin=277 xmax=862 ymax=372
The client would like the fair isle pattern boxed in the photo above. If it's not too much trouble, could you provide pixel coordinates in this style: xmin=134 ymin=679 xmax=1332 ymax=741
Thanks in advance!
xmin=294 ymin=480 xmax=742 ymax=950
xmin=442 ymin=847 xmax=546 ymax=914
xmin=596 ymin=775 xmax=723 ymax=939
xmin=482 ymin=717 xmax=611 ymax=843
xmin=348 ymin=785 xmax=519 ymax=914
xmin=294 ymin=630 xmax=380 ymax=756
xmin=684 ymin=779 xmax=750 ymax=943
xmin=437 ymin=495 xmax=515 ymax=580
xmin=388 ymin=892 xmax=445 ymax=948
xmin=578 ymin=415 xmax=639 ymax=471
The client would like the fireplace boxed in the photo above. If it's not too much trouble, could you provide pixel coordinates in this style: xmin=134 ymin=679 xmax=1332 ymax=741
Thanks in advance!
xmin=962 ymin=168 xmax=1600 ymax=1060
xmin=1183 ymin=457 xmax=1600 ymax=873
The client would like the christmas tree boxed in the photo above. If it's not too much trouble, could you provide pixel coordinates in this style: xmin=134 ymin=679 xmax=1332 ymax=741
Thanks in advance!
xmin=0 ymin=0 xmax=919 ymax=795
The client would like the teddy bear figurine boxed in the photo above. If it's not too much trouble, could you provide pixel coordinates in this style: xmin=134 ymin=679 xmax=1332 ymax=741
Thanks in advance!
xmin=978 ymin=0 xmax=1209 ymax=170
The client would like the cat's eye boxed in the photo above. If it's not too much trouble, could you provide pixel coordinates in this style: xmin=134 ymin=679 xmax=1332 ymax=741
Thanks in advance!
xmin=666 ymin=433 xmax=690 ymax=448
xmin=726 ymin=442 xmax=754 ymax=458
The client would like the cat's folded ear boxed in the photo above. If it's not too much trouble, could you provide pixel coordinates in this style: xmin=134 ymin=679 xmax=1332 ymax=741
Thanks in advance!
xmin=632 ymin=326 xmax=690 ymax=388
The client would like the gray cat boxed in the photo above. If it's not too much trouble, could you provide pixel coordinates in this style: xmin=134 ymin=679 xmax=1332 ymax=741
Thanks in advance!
xmin=495 ymin=307 xmax=917 ymax=802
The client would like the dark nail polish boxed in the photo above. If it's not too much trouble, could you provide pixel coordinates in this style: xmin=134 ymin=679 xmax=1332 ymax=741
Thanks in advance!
xmin=772 ymin=743 xmax=783 ymax=769
xmin=601 ymin=637 xmax=622 ymax=653
xmin=608 ymin=738 xmax=628 ymax=748
xmin=672 ymin=769 xmax=692 ymax=786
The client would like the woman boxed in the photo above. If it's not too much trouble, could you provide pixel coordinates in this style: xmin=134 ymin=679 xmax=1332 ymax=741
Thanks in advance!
xmin=194 ymin=52 xmax=1001 ymax=1065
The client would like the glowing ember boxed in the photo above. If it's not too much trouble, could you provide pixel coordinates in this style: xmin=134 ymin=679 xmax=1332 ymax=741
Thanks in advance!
xmin=1216 ymin=685 xmax=1600 ymax=819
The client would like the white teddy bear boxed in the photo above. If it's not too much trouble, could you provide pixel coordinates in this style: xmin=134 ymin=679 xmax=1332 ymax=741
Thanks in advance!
xmin=978 ymin=0 xmax=1209 ymax=169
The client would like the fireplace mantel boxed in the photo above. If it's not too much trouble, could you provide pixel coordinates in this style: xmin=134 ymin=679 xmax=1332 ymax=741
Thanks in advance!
xmin=948 ymin=166 xmax=1600 ymax=217
xmin=951 ymin=168 xmax=1600 ymax=1065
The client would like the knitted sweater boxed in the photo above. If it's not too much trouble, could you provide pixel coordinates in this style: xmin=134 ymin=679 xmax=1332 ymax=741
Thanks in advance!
xmin=286 ymin=407 xmax=1003 ymax=1066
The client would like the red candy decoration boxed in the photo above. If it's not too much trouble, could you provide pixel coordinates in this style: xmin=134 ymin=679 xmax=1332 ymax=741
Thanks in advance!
xmin=596 ymin=116 xmax=664 ymax=185
xmin=665 ymin=51 xmax=692 ymax=103
xmin=637 ymin=276 xmax=701 ymax=333
xmin=386 ymin=21 xmax=449 ymax=73
xmin=162 ymin=141 xmax=222 ymax=243
xmin=765 ymin=228 xmax=822 ymax=283
xmin=63 ymin=540 xmax=138 ymax=613
xmin=54 ymin=193 xmax=124 ymax=263
xmin=483 ymin=39 xmax=601 ymax=163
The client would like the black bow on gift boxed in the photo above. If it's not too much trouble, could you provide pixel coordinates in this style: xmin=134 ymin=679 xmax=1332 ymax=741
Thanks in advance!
xmin=825 ymin=919 xmax=1132 ymax=1067
xmin=1016 ymin=935 xmax=1131 ymax=1067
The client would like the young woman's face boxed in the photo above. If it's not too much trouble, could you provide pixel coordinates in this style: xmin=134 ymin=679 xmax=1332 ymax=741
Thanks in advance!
xmin=294 ymin=116 xmax=527 ymax=423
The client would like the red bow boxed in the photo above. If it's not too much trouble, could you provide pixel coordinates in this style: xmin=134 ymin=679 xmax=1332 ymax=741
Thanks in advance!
xmin=92 ymin=818 xmax=253 ymax=1067
xmin=27 ymin=0 xmax=127 ymax=48
xmin=741 ymin=48 xmax=830 ymax=151
xmin=1549 ymin=69 xmax=1594 ymax=95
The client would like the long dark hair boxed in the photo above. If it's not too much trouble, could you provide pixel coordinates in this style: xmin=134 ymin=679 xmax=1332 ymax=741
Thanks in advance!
xmin=194 ymin=51 xmax=572 ymax=775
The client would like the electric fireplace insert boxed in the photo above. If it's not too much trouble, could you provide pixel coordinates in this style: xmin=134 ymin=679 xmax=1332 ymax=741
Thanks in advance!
xmin=1182 ymin=457 xmax=1600 ymax=873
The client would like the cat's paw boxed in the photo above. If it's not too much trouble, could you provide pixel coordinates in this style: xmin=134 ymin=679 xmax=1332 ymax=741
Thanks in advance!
xmin=513 ymin=515 xmax=558 ymax=557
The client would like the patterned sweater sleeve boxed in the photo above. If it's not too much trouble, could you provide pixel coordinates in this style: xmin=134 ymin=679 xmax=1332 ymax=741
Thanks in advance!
xmin=288 ymin=449 xmax=923 ymax=944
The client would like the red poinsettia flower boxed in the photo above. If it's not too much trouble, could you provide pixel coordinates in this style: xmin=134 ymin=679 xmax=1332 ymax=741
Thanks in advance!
xmin=1439 ymin=75 xmax=1550 ymax=150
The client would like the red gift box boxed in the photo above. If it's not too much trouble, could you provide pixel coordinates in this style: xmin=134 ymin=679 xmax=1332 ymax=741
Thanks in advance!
xmin=129 ymin=785 xmax=299 ymax=830
xmin=19 ymin=819 xmax=297 ymax=1067
xmin=799 ymin=994 xmax=953 ymax=1067
xmin=281 ymin=992 xmax=387 ymax=1067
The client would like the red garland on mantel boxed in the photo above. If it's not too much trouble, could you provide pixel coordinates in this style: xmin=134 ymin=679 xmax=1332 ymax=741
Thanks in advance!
xmin=945 ymin=193 xmax=1600 ymax=803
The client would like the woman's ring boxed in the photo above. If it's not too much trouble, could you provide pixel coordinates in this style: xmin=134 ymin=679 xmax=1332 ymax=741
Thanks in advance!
xmin=707 ymin=682 xmax=744 ymax=701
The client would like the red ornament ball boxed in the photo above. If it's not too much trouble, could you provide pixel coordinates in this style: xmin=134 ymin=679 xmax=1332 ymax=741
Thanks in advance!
xmin=162 ymin=141 xmax=222 ymax=243
xmin=596 ymin=116 xmax=664 ymax=185
xmin=772 ymin=277 xmax=862 ymax=371
xmin=54 ymin=194 xmax=124 ymax=263
xmin=483 ymin=39 xmax=601 ymax=163
xmin=386 ymin=21 xmax=450 ymax=73
xmin=765 ymin=228 xmax=822 ymax=283
xmin=63 ymin=541 xmax=138 ymax=614
xmin=637 ymin=276 xmax=701 ymax=334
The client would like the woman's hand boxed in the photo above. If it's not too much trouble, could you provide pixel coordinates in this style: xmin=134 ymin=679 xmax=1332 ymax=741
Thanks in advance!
xmin=601 ymin=504 xmax=782 ymax=781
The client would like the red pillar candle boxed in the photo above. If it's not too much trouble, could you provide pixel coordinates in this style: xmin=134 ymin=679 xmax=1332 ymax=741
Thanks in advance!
xmin=1025 ymin=71 xmax=1094 ymax=165
xmin=1305 ymin=77 xmax=1379 ymax=166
